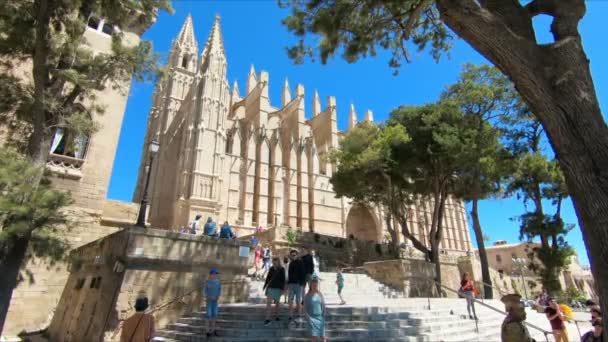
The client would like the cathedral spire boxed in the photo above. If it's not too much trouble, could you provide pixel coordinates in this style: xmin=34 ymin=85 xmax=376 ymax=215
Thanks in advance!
xmin=200 ymin=15 xmax=225 ymax=59
xmin=247 ymin=65 xmax=257 ymax=93
xmin=175 ymin=14 xmax=197 ymax=48
xmin=282 ymin=78 xmax=292 ymax=106
xmin=232 ymin=80 xmax=240 ymax=99
xmin=348 ymin=104 xmax=358 ymax=130
xmin=364 ymin=109 xmax=374 ymax=122
xmin=312 ymin=90 xmax=321 ymax=116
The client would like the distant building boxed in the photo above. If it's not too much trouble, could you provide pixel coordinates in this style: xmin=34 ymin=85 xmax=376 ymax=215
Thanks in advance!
xmin=479 ymin=240 xmax=596 ymax=299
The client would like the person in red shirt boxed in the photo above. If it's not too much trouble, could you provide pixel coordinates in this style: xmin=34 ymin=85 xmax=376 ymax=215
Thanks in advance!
xmin=460 ymin=272 xmax=477 ymax=320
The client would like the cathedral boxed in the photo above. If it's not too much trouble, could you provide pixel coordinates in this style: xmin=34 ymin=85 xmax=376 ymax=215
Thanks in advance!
xmin=134 ymin=15 xmax=474 ymax=254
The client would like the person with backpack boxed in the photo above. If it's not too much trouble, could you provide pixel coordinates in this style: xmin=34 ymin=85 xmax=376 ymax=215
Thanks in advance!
xmin=219 ymin=221 xmax=234 ymax=239
xmin=120 ymin=296 xmax=155 ymax=342
xmin=263 ymin=257 xmax=286 ymax=326
xmin=203 ymin=217 xmax=217 ymax=237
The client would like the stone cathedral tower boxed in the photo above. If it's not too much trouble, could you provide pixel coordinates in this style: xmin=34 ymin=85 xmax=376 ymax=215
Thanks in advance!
xmin=135 ymin=15 xmax=475 ymax=255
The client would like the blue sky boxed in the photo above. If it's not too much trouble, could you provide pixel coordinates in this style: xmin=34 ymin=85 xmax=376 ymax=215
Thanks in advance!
xmin=107 ymin=1 xmax=607 ymax=267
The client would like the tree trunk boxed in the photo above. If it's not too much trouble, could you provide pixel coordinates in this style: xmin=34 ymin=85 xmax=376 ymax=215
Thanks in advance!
xmin=384 ymin=211 xmax=400 ymax=258
xmin=437 ymin=1 xmax=608 ymax=336
xmin=430 ymin=241 xmax=442 ymax=296
xmin=471 ymin=198 xmax=493 ymax=299
xmin=0 ymin=236 xmax=30 ymax=335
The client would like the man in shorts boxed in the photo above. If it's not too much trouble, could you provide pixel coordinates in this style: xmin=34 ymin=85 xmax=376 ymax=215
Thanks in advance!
xmin=286 ymin=249 xmax=306 ymax=324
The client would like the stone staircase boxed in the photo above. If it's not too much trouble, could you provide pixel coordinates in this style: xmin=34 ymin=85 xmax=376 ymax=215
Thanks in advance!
xmin=152 ymin=271 xmax=560 ymax=342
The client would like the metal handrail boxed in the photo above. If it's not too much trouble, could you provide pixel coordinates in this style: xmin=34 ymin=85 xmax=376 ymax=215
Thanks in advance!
xmin=423 ymin=277 xmax=552 ymax=342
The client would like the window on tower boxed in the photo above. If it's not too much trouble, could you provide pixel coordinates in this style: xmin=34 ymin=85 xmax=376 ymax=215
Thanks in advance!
xmin=182 ymin=55 xmax=190 ymax=69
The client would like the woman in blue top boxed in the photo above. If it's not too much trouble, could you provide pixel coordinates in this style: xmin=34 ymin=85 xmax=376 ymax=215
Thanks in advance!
xmin=304 ymin=276 xmax=326 ymax=341
xmin=336 ymin=269 xmax=346 ymax=305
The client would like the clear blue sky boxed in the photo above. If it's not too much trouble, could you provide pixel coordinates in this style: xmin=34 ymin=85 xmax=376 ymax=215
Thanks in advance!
xmin=107 ymin=1 xmax=607 ymax=267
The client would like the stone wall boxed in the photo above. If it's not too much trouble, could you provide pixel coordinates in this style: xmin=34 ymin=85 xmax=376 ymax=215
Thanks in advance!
xmin=363 ymin=258 xmax=438 ymax=297
xmin=48 ymin=227 xmax=253 ymax=342
xmin=247 ymin=226 xmax=401 ymax=269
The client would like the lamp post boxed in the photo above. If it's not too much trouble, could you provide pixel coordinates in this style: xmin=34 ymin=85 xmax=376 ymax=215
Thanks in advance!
xmin=512 ymin=257 xmax=529 ymax=300
xmin=136 ymin=140 xmax=160 ymax=227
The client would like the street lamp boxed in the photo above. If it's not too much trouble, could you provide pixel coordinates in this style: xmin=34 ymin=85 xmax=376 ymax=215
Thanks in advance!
xmin=136 ymin=139 xmax=160 ymax=227
xmin=512 ymin=257 xmax=529 ymax=300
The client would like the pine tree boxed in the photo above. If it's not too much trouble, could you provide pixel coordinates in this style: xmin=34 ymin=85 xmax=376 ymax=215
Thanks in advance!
xmin=0 ymin=0 xmax=173 ymax=333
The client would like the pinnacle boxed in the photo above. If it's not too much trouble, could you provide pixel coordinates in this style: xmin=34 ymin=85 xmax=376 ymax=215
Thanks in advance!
xmin=175 ymin=14 xmax=197 ymax=48
xmin=200 ymin=14 xmax=226 ymax=60
xmin=348 ymin=103 xmax=358 ymax=130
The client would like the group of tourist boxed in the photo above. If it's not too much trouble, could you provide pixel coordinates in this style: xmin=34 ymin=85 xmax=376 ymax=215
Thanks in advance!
xmin=179 ymin=215 xmax=236 ymax=239
xmin=259 ymin=246 xmax=344 ymax=341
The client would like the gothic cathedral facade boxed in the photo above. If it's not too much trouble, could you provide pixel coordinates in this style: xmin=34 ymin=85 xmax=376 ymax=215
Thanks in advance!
xmin=134 ymin=15 xmax=474 ymax=254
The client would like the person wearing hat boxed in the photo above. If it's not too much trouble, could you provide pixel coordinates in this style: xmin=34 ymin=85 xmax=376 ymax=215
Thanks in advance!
xmin=120 ymin=295 xmax=155 ymax=342
xmin=203 ymin=268 xmax=222 ymax=337
xmin=501 ymin=293 xmax=535 ymax=342
xmin=304 ymin=275 xmax=326 ymax=341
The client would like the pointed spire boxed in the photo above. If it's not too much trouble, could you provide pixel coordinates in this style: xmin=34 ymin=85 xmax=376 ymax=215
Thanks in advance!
xmin=200 ymin=14 xmax=226 ymax=68
xmin=348 ymin=104 xmax=358 ymax=130
xmin=247 ymin=65 xmax=257 ymax=93
xmin=364 ymin=109 xmax=374 ymax=122
xmin=312 ymin=90 xmax=321 ymax=116
xmin=176 ymin=14 xmax=196 ymax=48
xmin=232 ymin=80 xmax=240 ymax=99
xmin=282 ymin=78 xmax=292 ymax=106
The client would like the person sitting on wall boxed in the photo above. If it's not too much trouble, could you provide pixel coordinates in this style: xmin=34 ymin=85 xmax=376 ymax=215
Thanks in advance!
xmin=501 ymin=293 xmax=535 ymax=342
xmin=203 ymin=217 xmax=217 ymax=237
xmin=190 ymin=214 xmax=202 ymax=234
xmin=219 ymin=221 xmax=234 ymax=239
xmin=120 ymin=296 xmax=155 ymax=342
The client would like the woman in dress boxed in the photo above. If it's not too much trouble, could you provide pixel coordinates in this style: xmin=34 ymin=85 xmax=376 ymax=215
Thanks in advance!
xmin=460 ymin=272 xmax=477 ymax=320
xmin=304 ymin=276 xmax=326 ymax=342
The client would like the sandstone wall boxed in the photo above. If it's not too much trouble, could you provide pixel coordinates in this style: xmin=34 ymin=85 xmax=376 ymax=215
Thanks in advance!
xmin=48 ymin=228 xmax=252 ymax=342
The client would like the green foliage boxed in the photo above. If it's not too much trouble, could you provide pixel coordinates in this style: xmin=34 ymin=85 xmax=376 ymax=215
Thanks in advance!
xmin=504 ymin=110 xmax=573 ymax=294
xmin=0 ymin=0 xmax=173 ymax=152
xmin=284 ymin=227 xmax=300 ymax=247
xmin=558 ymin=286 xmax=586 ymax=304
xmin=280 ymin=0 xmax=452 ymax=72
xmin=0 ymin=149 xmax=73 ymax=278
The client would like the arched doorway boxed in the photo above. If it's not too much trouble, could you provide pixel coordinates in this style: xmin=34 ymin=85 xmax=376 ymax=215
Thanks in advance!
xmin=345 ymin=203 xmax=380 ymax=242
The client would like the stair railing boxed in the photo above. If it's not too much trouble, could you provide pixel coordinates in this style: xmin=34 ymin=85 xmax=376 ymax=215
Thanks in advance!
xmin=422 ymin=277 xmax=552 ymax=342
